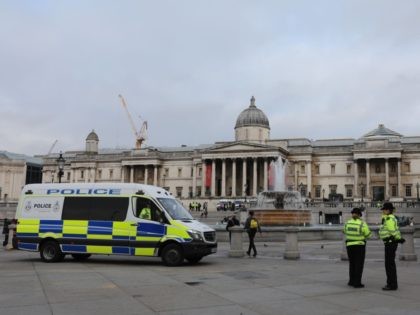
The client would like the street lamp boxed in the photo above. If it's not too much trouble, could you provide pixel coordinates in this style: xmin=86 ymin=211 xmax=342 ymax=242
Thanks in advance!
xmin=416 ymin=182 xmax=420 ymax=202
xmin=56 ymin=152 xmax=65 ymax=183
xmin=359 ymin=183 xmax=365 ymax=203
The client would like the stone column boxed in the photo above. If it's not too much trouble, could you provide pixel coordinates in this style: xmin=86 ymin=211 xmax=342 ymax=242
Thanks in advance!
xmin=294 ymin=162 xmax=298 ymax=190
xmin=6 ymin=223 xmax=16 ymax=250
xmin=154 ymin=166 xmax=158 ymax=186
xmin=263 ymin=158 xmax=268 ymax=192
xmin=70 ymin=169 xmax=74 ymax=183
xmin=232 ymin=159 xmax=237 ymax=197
xmin=211 ymin=159 xmax=216 ymax=197
xmin=306 ymin=161 xmax=312 ymax=198
xmin=201 ymin=161 xmax=207 ymax=197
xmin=253 ymin=158 xmax=258 ymax=196
xmin=341 ymin=235 xmax=348 ymax=260
xmin=242 ymin=158 xmax=247 ymax=196
xmin=398 ymin=159 xmax=402 ymax=198
xmin=385 ymin=158 xmax=389 ymax=200
xmin=121 ymin=166 xmax=125 ymax=183
xmin=130 ymin=166 xmax=134 ymax=183
xmin=366 ymin=160 xmax=370 ymax=198
xmin=84 ymin=169 xmax=89 ymax=183
xmin=354 ymin=160 xmax=358 ymax=197
xmin=144 ymin=166 xmax=148 ymax=185
xmin=283 ymin=227 xmax=300 ymax=260
xmin=399 ymin=226 xmax=417 ymax=261
xmin=228 ymin=226 xmax=245 ymax=257
xmin=221 ymin=159 xmax=226 ymax=197
xmin=192 ymin=163 xmax=197 ymax=197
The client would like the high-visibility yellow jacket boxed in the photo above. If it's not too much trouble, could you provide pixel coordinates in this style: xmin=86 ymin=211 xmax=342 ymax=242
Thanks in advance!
xmin=140 ymin=207 xmax=151 ymax=220
xmin=343 ymin=218 xmax=371 ymax=246
xmin=379 ymin=214 xmax=401 ymax=242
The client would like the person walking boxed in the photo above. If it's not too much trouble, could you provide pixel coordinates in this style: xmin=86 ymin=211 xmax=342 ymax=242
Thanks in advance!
xmin=2 ymin=218 xmax=10 ymax=247
xmin=379 ymin=202 xmax=404 ymax=291
xmin=343 ymin=208 xmax=371 ymax=288
xmin=244 ymin=211 xmax=262 ymax=257
xmin=226 ymin=212 xmax=240 ymax=242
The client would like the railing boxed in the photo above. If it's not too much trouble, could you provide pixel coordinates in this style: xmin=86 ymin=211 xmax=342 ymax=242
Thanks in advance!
xmin=301 ymin=201 xmax=420 ymax=209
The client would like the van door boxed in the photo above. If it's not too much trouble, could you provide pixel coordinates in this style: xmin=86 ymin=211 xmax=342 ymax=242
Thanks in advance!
xmin=130 ymin=196 xmax=167 ymax=256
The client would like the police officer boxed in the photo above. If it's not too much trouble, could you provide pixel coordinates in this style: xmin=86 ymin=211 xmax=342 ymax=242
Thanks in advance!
xmin=379 ymin=202 xmax=404 ymax=291
xmin=343 ymin=207 xmax=371 ymax=288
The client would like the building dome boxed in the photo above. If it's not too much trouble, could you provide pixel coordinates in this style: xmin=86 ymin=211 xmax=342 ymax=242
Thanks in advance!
xmin=235 ymin=96 xmax=270 ymax=130
xmin=86 ymin=130 xmax=99 ymax=141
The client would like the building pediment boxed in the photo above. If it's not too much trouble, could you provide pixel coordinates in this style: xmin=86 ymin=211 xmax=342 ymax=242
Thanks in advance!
xmin=201 ymin=141 xmax=287 ymax=160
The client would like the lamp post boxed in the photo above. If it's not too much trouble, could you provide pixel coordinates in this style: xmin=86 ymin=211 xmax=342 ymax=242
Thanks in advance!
xmin=359 ymin=183 xmax=365 ymax=203
xmin=56 ymin=152 xmax=65 ymax=183
xmin=416 ymin=182 xmax=420 ymax=202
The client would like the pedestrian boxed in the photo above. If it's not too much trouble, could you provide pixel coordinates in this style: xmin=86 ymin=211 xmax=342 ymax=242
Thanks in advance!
xmin=379 ymin=202 xmax=405 ymax=291
xmin=226 ymin=212 xmax=240 ymax=242
xmin=343 ymin=208 xmax=371 ymax=288
xmin=244 ymin=210 xmax=262 ymax=257
xmin=2 ymin=218 xmax=10 ymax=247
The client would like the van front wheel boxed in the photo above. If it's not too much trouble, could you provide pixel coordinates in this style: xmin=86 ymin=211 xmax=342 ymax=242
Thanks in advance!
xmin=40 ymin=240 xmax=65 ymax=263
xmin=161 ymin=244 xmax=184 ymax=266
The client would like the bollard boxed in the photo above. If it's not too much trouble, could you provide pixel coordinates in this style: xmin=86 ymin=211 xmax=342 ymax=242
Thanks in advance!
xmin=283 ymin=227 xmax=300 ymax=260
xmin=399 ymin=226 xmax=417 ymax=261
xmin=6 ymin=224 xmax=16 ymax=250
xmin=228 ymin=226 xmax=245 ymax=257
xmin=340 ymin=235 xmax=348 ymax=261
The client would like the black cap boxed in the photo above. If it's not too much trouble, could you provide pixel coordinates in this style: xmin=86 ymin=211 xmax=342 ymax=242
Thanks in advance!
xmin=351 ymin=208 xmax=362 ymax=216
xmin=381 ymin=202 xmax=395 ymax=211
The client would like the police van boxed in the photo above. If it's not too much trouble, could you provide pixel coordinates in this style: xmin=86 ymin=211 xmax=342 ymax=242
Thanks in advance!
xmin=15 ymin=183 xmax=217 ymax=266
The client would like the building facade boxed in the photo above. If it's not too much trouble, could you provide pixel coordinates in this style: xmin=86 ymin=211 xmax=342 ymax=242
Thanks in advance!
xmin=42 ymin=97 xmax=420 ymax=202
xmin=0 ymin=151 xmax=42 ymax=201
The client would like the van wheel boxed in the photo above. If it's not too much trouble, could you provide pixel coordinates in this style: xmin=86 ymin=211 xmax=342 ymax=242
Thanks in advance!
xmin=40 ymin=240 xmax=65 ymax=263
xmin=161 ymin=244 xmax=184 ymax=266
xmin=71 ymin=254 xmax=91 ymax=261
xmin=186 ymin=256 xmax=202 ymax=264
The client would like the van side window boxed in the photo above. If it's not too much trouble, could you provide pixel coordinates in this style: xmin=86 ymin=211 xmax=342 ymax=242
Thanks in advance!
xmin=134 ymin=197 xmax=166 ymax=223
xmin=62 ymin=197 xmax=128 ymax=221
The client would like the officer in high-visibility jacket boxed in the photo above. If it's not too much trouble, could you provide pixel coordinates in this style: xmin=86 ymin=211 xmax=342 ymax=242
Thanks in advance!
xmin=379 ymin=202 xmax=405 ymax=291
xmin=343 ymin=207 xmax=371 ymax=288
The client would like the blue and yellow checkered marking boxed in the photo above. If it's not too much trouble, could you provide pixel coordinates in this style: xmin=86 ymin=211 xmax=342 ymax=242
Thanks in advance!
xmin=16 ymin=219 xmax=184 ymax=256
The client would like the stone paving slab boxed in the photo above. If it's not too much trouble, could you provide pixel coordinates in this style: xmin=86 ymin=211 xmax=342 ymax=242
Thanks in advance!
xmin=0 ymin=239 xmax=419 ymax=315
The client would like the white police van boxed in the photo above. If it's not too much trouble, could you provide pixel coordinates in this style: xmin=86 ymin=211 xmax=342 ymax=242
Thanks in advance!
xmin=15 ymin=183 xmax=217 ymax=266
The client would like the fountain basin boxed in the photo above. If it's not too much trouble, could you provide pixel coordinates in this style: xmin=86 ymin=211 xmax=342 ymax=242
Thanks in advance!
xmin=251 ymin=208 xmax=311 ymax=226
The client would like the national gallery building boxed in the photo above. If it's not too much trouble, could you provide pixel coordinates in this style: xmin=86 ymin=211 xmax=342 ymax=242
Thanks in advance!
xmin=42 ymin=97 xmax=420 ymax=202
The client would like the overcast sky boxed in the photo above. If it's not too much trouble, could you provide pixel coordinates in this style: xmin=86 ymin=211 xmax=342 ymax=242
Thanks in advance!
xmin=2 ymin=1 xmax=420 ymax=156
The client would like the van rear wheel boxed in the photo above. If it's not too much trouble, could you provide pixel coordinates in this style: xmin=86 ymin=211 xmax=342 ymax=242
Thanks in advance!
xmin=161 ymin=244 xmax=184 ymax=266
xmin=40 ymin=240 xmax=65 ymax=263
xmin=71 ymin=254 xmax=91 ymax=261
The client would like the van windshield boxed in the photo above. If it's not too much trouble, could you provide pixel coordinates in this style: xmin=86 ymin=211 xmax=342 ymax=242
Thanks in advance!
xmin=157 ymin=198 xmax=193 ymax=220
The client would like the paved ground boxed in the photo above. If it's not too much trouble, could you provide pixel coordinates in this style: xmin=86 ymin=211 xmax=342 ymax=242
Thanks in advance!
xmin=1 ymin=239 xmax=420 ymax=315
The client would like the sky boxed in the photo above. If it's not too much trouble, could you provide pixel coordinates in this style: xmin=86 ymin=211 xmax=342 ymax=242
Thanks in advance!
xmin=2 ymin=1 xmax=420 ymax=156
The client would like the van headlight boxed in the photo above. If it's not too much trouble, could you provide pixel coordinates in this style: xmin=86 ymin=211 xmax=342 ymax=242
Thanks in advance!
xmin=187 ymin=230 xmax=203 ymax=241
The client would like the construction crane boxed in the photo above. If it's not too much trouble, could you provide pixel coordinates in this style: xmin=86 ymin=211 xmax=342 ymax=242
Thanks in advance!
xmin=47 ymin=140 xmax=58 ymax=155
xmin=118 ymin=94 xmax=148 ymax=149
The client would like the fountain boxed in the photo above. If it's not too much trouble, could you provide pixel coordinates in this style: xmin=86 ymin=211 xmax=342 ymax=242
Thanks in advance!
xmin=249 ymin=159 xmax=312 ymax=226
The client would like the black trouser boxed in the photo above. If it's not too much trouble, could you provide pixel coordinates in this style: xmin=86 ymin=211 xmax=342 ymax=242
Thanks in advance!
xmin=385 ymin=242 xmax=398 ymax=288
xmin=346 ymin=244 xmax=366 ymax=286
xmin=247 ymin=229 xmax=257 ymax=255
xmin=3 ymin=233 xmax=9 ymax=246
